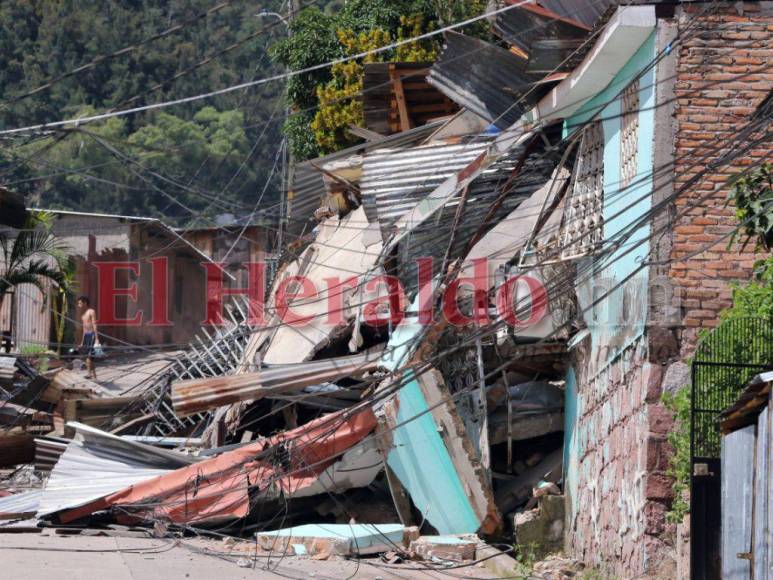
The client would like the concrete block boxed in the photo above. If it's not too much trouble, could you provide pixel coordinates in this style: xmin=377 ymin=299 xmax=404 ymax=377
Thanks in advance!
xmin=256 ymin=523 xmax=411 ymax=556
xmin=409 ymin=535 xmax=477 ymax=562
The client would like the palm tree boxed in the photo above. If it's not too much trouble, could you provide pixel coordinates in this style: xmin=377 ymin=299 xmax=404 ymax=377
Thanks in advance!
xmin=0 ymin=211 xmax=73 ymax=328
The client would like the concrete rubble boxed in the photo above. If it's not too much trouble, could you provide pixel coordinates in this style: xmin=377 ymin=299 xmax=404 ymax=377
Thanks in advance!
xmin=0 ymin=3 xmax=673 ymax=574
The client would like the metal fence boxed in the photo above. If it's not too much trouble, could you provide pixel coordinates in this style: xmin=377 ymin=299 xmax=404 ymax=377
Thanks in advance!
xmin=692 ymin=316 xmax=773 ymax=460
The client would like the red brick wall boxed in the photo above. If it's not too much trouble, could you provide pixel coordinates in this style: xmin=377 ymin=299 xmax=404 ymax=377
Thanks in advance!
xmin=670 ymin=2 xmax=773 ymax=356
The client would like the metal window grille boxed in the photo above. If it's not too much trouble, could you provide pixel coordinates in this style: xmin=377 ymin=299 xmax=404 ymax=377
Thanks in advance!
xmin=620 ymin=80 xmax=639 ymax=189
xmin=560 ymin=120 xmax=604 ymax=259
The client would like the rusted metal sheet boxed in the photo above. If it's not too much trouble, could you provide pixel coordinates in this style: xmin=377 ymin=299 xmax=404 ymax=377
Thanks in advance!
xmin=171 ymin=350 xmax=382 ymax=416
xmin=56 ymin=408 xmax=377 ymax=526
xmin=538 ymin=0 xmax=618 ymax=28
xmin=493 ymin=2 xmax=590 ymax=55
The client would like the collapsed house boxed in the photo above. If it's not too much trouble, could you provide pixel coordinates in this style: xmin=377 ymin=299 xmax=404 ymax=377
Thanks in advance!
xmin=1 ymin=1 xmax=770 ymax=577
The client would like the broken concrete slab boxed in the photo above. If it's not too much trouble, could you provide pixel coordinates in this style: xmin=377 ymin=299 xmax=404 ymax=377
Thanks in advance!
xmin=488 ymin=411 xmax=564 ymax=445
xmin=514 ymin=494 xmax=565 ymax=560
xmin=249 ymin=206 xmax=386 ymax=366
xmin=475 ymin=543 xmax=523 ymax=578
xmin=409 ymin=535 xmax=477 ymax=562
xmin=380 ymin=368 xmax=500 ymax=535
xmin=256 ymin=523 xmax=417 ymax=556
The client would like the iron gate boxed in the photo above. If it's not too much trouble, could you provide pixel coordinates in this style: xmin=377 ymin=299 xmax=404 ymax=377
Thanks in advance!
xmin=691 ymin=316 xmax=773 ymax=579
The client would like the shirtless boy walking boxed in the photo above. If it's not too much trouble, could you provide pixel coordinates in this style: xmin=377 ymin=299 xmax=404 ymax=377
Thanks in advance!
xmin=77 ymin=296 xmax=98 ymax=380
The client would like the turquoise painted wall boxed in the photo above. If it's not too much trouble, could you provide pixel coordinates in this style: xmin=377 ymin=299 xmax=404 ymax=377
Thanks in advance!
xmin=386 ymin=371 xmax=480 ymax=534
xmin=562 ymin=33 xmax=657 ymax=520
xmin=563 ymin=367 xmax=579 ymax=508
xmin=566 ymin=32 xmax=657 ymax=374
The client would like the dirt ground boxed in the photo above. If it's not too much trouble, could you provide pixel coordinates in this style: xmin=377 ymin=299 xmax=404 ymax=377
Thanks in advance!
xmin=0 ymin=532 xmax=497 ymax=580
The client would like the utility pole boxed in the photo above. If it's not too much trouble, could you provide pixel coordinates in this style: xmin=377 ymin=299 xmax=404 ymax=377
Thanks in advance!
xmin=259 ymin=4 xmax=294 ymax=266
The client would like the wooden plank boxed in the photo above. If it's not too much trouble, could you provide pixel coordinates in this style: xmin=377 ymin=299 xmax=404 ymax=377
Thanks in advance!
xmin=0 ymin=433 xmax=35 ymax=468
xmin=389 ymin=64 xmax=412 ymax=132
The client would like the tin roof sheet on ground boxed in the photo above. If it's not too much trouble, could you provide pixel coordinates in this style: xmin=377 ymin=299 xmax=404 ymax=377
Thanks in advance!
xmin=56 ymin=408 xmax=377 ymax=526
xmin=0 ymin=489 xmax=43 ymax=517
xmin=37 ymin=422 xmax=200 ymax=518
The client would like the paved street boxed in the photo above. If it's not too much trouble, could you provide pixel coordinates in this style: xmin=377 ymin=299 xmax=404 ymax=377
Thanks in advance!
xmin=0 ymin=532 xmax=493 ymax=579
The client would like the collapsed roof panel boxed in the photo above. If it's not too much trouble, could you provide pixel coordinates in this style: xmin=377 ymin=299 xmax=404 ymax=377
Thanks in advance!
xmin=397 ymin=131 xmax=566 ymax=297
xmin=171 ymin=349 xmax=382 ymax=416
xmin=459 ymin=165 xmax=571 ymax=289
xmin=427 ymin=32 xmax=540 ymax=129
xmin=360 ymin=136 xmax=500 ymax=237
xmin=288 ymin=122 xmax=444 ymax=237
xmin=56 ymin=408 xmax=377 ymax=526
xmin=37 ymin=422 xmax=199 ymax=518
xmin=258 ymin=206 xmax=385 ymax=365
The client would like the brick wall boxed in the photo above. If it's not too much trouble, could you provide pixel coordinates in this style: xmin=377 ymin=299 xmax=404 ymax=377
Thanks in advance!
xmin=567 ymin=337 xmax=675 ymax=577
xmin=670 ymin=2 xmax=773 ymax=356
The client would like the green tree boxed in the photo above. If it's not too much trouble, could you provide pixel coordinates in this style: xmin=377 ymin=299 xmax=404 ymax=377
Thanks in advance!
xmin=272 ymin=0 xmax=455 ymax=159
xmin=0 ymin=0 xmax=286 ymax=220
xmin=728 ymin=163 xmax=772 ymax=252
xmin=0 ymin=211 xmax=73 ymax=316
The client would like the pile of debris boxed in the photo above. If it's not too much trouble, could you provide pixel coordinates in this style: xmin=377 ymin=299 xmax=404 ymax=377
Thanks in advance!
xmin=1 ymin=1 xmax=638 ymax=572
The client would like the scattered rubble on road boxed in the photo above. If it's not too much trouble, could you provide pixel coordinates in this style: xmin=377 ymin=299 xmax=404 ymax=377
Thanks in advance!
xmin=0 ymin=2 xmax=650 ymax=575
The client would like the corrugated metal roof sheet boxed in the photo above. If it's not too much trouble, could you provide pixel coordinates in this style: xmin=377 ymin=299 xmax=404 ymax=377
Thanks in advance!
xmin=427 ymin=32 xmax=540 ymax=129
xmin=360 ymin=136 xmax=501 ymax=235
xmin=494 ymin=2 xmax=626 ymax=76
xmin=538 ymin=0 xmax=618 ymax=28
xmin=288 ymin=121 xmax=445 ymax=237
xmin=56 ymin=408 xmax=377 ymax=526
xmin=38 ymin=422 xmax=199 ymax=518
xmin=493 ymin=2 xmax=589 ymax=54
xmin=34 ymin=436 xmax=68 ymax=472
xmin=171 ymin=349 xmax=383 ymax=416
xmin=0 ymin=489 xmax=43 ymax=517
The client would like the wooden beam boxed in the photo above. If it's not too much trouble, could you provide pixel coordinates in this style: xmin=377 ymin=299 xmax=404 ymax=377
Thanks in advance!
xmin=389 ymin=64 xmax=412 ymax=132
xmin=0 ymin=432 xmax=35 ymax=468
